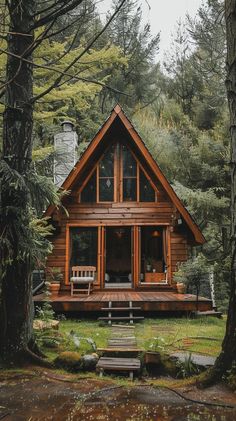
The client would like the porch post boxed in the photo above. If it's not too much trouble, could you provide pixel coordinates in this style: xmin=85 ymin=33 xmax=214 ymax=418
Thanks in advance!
xmin=65 ymin=224 xmax=70 ymax=285
xmin=166 ymin=226 xmax=172 ymax=285
xmin=133 ymin=226 xmax=140 ymax=289
xmin=100 ymin=226 xmax=105 ymax=289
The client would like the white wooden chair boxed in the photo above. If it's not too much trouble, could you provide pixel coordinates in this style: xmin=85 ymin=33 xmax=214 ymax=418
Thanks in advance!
xmin=70 ymin=266 xmax=96 ymax=296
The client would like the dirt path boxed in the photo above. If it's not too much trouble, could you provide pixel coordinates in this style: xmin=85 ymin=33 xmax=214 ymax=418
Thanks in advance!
xmin=0 ymin=370 xmax=236 ymax=420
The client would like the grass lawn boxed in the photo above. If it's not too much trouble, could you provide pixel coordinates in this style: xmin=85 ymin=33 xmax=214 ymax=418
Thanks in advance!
xmin=38 ymin=316 xmax=226 ymax=360
xmin=136 ymin=317 xmax=225 ymax=356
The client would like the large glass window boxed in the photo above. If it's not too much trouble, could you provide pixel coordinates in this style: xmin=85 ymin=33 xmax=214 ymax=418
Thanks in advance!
xmin=140 ymin=169 xmax=155 ymax=202
xmin=99 ymin=145 xmax=114 ymax=201
xmin=122 ymin=145 xmax=137 ymax=201
xmin=80 ymin=171 xmax=96 ymax=202
xmin=140 ymin=226 xmax=167 ymax=283
xmin=79 ymin=143 xmax=157 ymax=203
xmin=70 ymin=227 xmax=98 ymax=270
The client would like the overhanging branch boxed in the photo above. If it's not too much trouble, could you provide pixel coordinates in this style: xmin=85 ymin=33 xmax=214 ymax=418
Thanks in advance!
xmin=31 ymin=0 xmax=127 ymax=102
xmin=0 ymin=47 xmax=129 ymax=101
xmin=32 ymin=0 xmax=85 ymax=30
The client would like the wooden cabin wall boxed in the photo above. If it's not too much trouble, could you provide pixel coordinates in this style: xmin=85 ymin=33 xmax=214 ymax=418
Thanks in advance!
xmin=46 ymin=199 xmax=191 ymax=290
xmin=46 ymin=143 xmax=191 ymax=289
xmin=170 ymin=231 xmax=189 ymax=278
xmin=46 ymin=225 xmax=67 ymax=282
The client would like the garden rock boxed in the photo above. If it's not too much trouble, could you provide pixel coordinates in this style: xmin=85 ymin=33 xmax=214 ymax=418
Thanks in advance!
xmin=171 ymin=352 xmax=216 ymax=369
xmin=33 ymin=319 xmax=59 ymax=331
xmin=81 ymin=353 xmax=99 ymax=371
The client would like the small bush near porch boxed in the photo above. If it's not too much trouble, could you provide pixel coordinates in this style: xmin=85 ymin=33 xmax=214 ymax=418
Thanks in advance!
xmin=37 ymin=316 xmax=226 ymax=364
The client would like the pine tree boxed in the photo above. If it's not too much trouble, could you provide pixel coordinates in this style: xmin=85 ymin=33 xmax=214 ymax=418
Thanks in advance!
xmin=0 ymin=0 xmax=126 ymax=364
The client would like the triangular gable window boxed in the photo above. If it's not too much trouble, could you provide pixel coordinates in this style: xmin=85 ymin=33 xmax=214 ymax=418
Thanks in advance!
xmin=122 ymin=145 xmax=137 ymax=201
xmin=80 ymin=171 xmax=96 ymax=203
xmin=80 ymin=143 xmax=157 ymax=203
xmin=140 ymin=169 xmax=155 ymax=202
xmin=99 ymin=144 xmax=115 ymax=201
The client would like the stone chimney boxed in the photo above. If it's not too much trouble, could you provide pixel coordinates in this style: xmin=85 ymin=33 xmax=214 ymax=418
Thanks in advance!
xmin=54 ymin=120 xmax=78 ymax=187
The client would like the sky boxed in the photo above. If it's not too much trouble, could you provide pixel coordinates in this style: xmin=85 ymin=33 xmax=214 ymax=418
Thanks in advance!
xmin=98 ymin=0 xmax=206 ymax=62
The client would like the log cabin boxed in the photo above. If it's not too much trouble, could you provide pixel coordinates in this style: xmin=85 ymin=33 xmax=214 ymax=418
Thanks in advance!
xmin=37 ymin=105 xmax=212 ymax=314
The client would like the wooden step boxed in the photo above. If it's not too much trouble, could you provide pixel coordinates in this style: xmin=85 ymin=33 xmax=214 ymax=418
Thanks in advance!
xmin=98 ymin=316 xmax=144 ymax=321
xmin=108 ymin=342 xmax=137 ymax=347
xmin=108 ymin=338 xmax=136 ymax=342
xmin=97 ymin=357 xmax=141 ymax=369
xmin=108 ymin=336 xmax=136 ymax=340
xmin=194 ymin=310 xmax=223 ymax=318
xmin=112 ymin=325 xmax=135 ymax=329
xmin=96 ymin=357 xmax=141 ymax=380
xmin=97 ymin=347 xmax=143 ymax=353
xmin=101 ymin=307 xmax=141 ymax=311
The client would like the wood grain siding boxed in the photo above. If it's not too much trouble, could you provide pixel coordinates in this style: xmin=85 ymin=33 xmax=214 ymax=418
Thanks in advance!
xmin=46 ymin=199 xmax=177 ymax=287
xmin=46 ymin=199 xmax=192 ymax=289
xmin=170 ymin=231 xmax=188 ymax=277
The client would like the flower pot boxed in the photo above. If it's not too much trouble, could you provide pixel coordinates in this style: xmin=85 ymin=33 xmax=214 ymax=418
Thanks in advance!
xmin=49 ymin=283 xmax=61 ymax=295
xmin=176 ymin=282 xmax=186 ymax=294
xmin=145 ymin=351 xmax=161 ymax=365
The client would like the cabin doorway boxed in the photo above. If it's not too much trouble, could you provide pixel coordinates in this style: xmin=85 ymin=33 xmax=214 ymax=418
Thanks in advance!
xmin=105 ymin=226 xmax=132 ymax=288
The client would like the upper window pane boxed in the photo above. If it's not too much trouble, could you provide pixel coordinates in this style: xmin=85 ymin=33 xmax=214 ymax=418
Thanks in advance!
xmin=122 ymin=146 xmax=137 ymax=177
xmin=99 ymin=146 xmax=114 ymax=177
xmin=140 ymin=169 xmax=155 ymax=202
xmin=81 ymin=171 xmax=96 ymax=202
xmin=99 ymin=177 xmax=114 ymax=201
xmin=123 ymin=178 xmax=137 ymax=201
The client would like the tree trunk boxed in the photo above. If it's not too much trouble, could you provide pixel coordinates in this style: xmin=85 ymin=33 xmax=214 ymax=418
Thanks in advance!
xmin=0 ymin=0 xmax=35 ymax=362
xmin=202 ymin=0 xmax=236 ymax=383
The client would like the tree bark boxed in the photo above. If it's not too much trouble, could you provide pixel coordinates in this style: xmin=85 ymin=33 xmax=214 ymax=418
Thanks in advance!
xmin=0 ymin=0 xmax=126 ymax=363
xmin=0 ymin=0 xmax=35 ymax=362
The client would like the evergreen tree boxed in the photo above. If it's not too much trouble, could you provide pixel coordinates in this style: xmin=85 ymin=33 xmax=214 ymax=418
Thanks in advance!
xmin=0 ymin=0 xmax=126 ymax=364
xmin=99 ymin=0 xmax=160 ymax=113
xmin=203 ymin=0 xmax=236 ymax=387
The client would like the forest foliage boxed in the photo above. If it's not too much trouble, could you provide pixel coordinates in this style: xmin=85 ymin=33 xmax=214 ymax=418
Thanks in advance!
xmin=0 ymin=0 xmax=229 ymax=309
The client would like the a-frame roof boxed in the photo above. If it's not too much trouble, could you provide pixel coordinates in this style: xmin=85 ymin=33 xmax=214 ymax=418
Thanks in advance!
xmin=46 ymin=104 xmax=205 ymax=244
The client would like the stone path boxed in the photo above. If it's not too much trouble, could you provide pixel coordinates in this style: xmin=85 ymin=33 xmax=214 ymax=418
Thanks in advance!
xmin=171 ymin=352 xmax=216 ymax=367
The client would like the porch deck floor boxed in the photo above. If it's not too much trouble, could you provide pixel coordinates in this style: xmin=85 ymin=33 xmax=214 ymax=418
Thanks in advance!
xmin=34 ymin=291 xmax=213 ymax=313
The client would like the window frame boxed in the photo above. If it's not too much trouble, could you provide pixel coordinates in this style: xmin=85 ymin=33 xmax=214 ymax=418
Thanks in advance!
xmin=79 ymin=142 xmax=158 ymax=204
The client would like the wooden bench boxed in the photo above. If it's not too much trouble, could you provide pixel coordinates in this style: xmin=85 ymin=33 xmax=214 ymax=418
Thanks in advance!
xmin=96 ymin=357 xmax=141 ymax=381
xmin=70 ymin=266 xmax=96 ymax=296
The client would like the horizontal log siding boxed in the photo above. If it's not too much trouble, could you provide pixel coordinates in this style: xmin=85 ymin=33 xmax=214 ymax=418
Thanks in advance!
xmin=46 ymin=201 xmax=190 ymax=289
xmin=170 ymin=232 xmax=188 ymax=278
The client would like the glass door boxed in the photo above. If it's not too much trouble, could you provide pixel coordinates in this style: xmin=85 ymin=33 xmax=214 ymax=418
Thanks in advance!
xmin=104 ymin=226 xmax=132 ymax=288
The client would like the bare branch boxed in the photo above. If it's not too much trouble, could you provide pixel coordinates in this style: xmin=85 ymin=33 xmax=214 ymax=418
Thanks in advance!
xmin=32 ymin=0 xmax=127 ymax=102
xmin=33 ymin=0 xmax=66 ymax=17
xmin=32 ymin=0 xmax=84 ymax=30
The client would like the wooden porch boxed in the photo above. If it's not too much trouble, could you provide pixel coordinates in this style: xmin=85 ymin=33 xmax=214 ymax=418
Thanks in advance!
xmin=34 ymin=290 xmax=212 ymax=313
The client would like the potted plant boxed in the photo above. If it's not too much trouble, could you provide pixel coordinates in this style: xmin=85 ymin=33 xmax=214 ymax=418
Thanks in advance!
xmin=173 ymin=255 xmax=209 ymax=308
xmin=145 ymin=337 xmax=166 ymax=365
xmin=176 ymin=282 xmax=186 ymax=294
xmin=146 ymin=257 xmax=152 ymax=272
xmin=47 ymin=267 xmax=63 ymax=295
